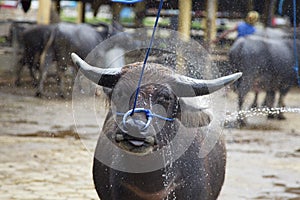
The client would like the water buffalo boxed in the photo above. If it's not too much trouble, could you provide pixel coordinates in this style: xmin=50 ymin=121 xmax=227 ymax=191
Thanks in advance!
xmin=255 ymin=27 xmax=291 ymax=39
xmin=15 ymin=24 xmax=55 ymax=86
xmin=71 ymin=53 xmax=242 ymax=200
xmin=229 ymin=35 xmax=299 ymax=123
xmin=13 ymin=22 xmax=124 ymax=96
xmin=8 ymin=21 xmax=36 ymax=47
xmin=37 ymin=22 xmax=109 ymax=97
xmin=38 ymin=22 xmax=139 ymax=98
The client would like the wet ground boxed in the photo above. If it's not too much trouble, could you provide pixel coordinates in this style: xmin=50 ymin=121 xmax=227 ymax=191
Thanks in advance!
xmin=0 ymin=57 xmax=300 ymax=200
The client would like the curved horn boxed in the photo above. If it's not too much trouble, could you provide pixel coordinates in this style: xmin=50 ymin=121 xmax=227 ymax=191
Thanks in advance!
xmin=173 ymin=72 xmax=242 ymax=97
xmin=71 ymin=53 xmax=122 ymax=88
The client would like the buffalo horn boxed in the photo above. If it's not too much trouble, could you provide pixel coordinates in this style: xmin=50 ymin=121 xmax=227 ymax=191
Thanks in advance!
xmin=71 ymin=53 xmax=122 ymax=88
xmin=173 ymin=72 xmax=242 ymax=97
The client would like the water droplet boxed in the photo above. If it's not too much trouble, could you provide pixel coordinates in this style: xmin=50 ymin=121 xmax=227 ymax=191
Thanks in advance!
xmin=225 ymin=107 xmax=300 ymax=123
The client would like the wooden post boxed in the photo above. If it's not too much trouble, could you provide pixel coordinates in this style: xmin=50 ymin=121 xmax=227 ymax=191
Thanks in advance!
xmin=205 ymin=0 xmax=218 ymax=45
xmin=266 ymin=0 xmax=277 ymax=27
xmin=112 ymin=3 xmax=122 ymax=23
xmin=177 ymin=0 xmax=192 ymax=74
xmin=134 ymin=1 xmax=146 ymax=28
xmin=178 ymin=0 xmax=192 ymax=41
xmin=262 ymin=0 xmax=277 ymax=27
xmin=50 ymin=0 xmax=61 ymax=23
xmin=247 ymin=0 xmax=254 ymax=12
xmin=37 ymin=0 xmax=51 ymax=24
xmin=76 ymin=2 xmax=85 ymax=23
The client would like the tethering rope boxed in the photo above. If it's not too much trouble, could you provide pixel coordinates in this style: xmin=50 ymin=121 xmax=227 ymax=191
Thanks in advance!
xmin=113 ymin=0 xmax=174 ymax=128
xmin=130 ymin=0 xmax=164 ymax=115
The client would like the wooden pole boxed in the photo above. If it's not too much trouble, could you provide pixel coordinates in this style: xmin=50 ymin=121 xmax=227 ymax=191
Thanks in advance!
xmin=76 ymin=2 xmax=85 ymax=23
xmin=52 ymin=0 xmax=60 ymax=13
xmin=205 ymin=0 xmax=218 ymax=45
xmin=37 ymin=0 xmax=51 ymax=24
xmin=178 ymin=0 xmax=192 ymax=41
xmin=177 ymin=0 xmax=192 ymax=74
xmin=112 ymin=3 xmax=122 ymax=23
xmin=267 ymin=0 xmax=277 ymax=27
xmin=247 ymin=0 xmax=254 ymax=12
xmin=50 ymin=0 xmax=61 ymax=23
xmin=262 ymin=0 xmax=276 ymax=27
xmin=134 ymin=1 xmax=146 ymax=28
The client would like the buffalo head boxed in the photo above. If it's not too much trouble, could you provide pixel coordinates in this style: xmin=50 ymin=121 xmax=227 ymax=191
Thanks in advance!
xmin=72 ymin=53 xmax=242 ymax=155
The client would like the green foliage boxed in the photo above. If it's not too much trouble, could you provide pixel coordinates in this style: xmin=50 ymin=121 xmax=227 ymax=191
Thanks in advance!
xmin=86 ymin=17 xmax=111 ymax=24
xmin=61 ymin=15 xmax=111 ymax=24
xmin=191 ymin=20 xmax=202 ymax=30
xmin=60 ymin=10 xmax=203 ymax=29
xmin=0 ymin=36 xmax=6 ymax=44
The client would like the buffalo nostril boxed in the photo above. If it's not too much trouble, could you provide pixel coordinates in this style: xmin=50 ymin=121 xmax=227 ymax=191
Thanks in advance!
xmin=126 ymin=118 xmax=146 ymax=129
xmin=125 ymin=119 xmax=147 ymax=138
xmin=133 ymin=119 xmax=147 ymax=129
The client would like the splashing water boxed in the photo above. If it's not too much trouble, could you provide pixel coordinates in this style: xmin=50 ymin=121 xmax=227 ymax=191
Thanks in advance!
xmin=225 ymin=107 xmax=300 ymax=122
xmin=161 ymin=143 xmax=175 ymax=200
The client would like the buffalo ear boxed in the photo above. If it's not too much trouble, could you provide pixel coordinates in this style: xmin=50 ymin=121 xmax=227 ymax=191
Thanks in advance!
xmin=178 ymin=99 xmax=211 ymax=128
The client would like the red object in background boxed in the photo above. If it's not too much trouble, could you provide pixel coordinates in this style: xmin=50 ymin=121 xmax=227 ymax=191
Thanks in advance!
xmin=272 ymin=17 xmax=276 ymax=26
xmin=21 ymin=0 xmax=31 ymax=13
xmin=0 ymin=1 xmax=18 ymax=9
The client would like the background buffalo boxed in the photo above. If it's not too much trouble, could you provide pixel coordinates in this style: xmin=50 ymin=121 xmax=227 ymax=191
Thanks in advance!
xmin=229 ymin=34 xmax=299 ymax=124
xmin=13 ymin=21 xmax=125 ymax=98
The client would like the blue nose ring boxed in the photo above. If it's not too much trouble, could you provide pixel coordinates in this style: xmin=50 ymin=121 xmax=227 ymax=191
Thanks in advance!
xmin=122 ymin=108 xmax=153 ymax=131
xmin=117 ymin=108 xmax=175 ymax=133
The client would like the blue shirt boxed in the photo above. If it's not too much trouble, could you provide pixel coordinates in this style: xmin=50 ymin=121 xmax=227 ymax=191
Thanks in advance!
xmin=237 ymin=22 xmax=256 ymax=38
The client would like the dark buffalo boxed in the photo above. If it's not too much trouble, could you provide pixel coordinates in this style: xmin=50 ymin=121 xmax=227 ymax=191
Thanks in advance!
xmin=254 ymin=27 xmax=291 ymax=39
xmin=37 ymin=22 xmax=110 ymax=97
xmin=229 ymin=35 xmax=299 ymax=123
xmin=8 ymin=21 xmax=36 ymax=47
xmin=71 ymin=53 xmax=242 ymax=200
xmin=38 ymin=22 xmax=138 ymax=98
xmin=15 ymin=24 xmax=55 ymax=86
xmin=13 ymin=22 xmax=123 ymax=95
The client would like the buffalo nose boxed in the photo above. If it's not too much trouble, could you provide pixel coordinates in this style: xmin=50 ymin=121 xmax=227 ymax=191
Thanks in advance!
xmin=125 ymin=118 xmax=147 ymax=138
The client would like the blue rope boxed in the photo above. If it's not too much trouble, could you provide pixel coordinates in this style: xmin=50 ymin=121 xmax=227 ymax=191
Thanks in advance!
xmin=131 ymin=0 xmax=164 ymax=115
xmin=117 ymin=109 xmax=174 ymax=122
xmin=117 ymin=108 xmax=174 ymax=132
xmin=150 ymin=113 xmax=175 ymax=121
xmin=292 ymin=0 xmax=300 ymax=86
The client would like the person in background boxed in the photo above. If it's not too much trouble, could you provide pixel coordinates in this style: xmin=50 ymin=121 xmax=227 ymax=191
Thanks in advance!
xmin=213 ymin=11 xmax=260 ymax=43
